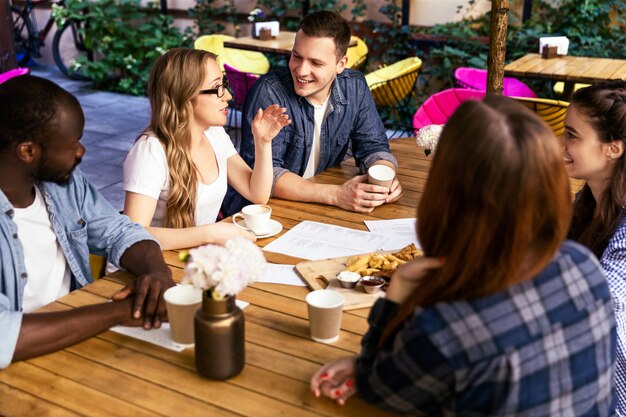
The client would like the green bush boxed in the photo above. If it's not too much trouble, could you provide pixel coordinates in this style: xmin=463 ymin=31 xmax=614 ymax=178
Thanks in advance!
xmin=54 ymin=0 xmax=189 ymax=96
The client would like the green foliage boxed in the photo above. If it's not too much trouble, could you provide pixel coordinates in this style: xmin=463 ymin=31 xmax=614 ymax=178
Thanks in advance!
xmin=54 ymin=0 xmax=188 ymax=96
xmin=365 ymin=1 xmax=414 ymax=66
xmin=411 ymin=0 xmax=625 ymax=92
xmin=189 ymin=0 xmax=238 ymax=36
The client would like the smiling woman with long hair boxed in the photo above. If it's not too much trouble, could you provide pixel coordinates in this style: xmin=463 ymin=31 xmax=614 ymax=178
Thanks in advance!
xmin=563 ymin=80 xmax=626 ymax=415
xmin=122 ymin=48 xmax=291 ymax=250
xmin=310 ymin=95 xmax=616 ymax=416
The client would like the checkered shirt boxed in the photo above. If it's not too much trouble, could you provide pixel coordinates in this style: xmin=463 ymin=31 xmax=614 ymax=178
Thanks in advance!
xmin=601 ymin=215 xmax=626 ymax=416
xmin=356 ymin=240 xmax=616 ymax=416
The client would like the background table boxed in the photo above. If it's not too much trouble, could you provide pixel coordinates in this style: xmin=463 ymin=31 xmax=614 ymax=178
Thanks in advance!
xmin=504 ymin=53 xmax=626 ymax=98
xmin=0 ymin=138 xmax=423 ymax=417
xmin=224 ymin=31 xmax=358 ymax=57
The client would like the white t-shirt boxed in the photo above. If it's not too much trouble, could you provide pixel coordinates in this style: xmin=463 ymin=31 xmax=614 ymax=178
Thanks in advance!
xmin=14 ymin=186 xmax=71 ymax=313
xmin=124 ymin=127 xmax=237 ymax=226
xmin=303 ymin=97 xmax=330 ymax=179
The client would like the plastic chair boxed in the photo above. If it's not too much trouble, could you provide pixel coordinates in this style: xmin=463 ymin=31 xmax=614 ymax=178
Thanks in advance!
xmin=513 ymin=97 xmax=569 ymax=137
xmin=346 ymin=37 xmax=368 ymax=70
xmin=454 ymin=67 xmax=538 ymax=98
xmin=194 ymin=35 xmax=270 ymax=75
xmin=0 ymin=67 xmax=30 ymax=84
xmin=365 ymin=57 xmax=423 ymax=137
xmin=224 ymin=63 xmax=260 ymax=148
xmin=553 ymin=82 xmax=589 ymax=97
xmin=412 ymin=88 xmax=486 ymax=132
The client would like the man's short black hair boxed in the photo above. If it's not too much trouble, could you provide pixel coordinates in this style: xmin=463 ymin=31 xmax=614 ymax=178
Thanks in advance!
xmin=298 ymin=10 xmax=351 ymax=60
xmin=0 ymin=75 xmax=80 ymax=152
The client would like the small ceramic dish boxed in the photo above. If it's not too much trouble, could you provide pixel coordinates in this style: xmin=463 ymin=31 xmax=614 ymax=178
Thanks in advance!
xmin=336 ymin=271 xmax=361 ymax=289
xmin=360 ymin=276 xmax=385 ymax=294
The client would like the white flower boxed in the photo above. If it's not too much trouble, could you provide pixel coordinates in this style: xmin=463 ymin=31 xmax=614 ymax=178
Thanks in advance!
xmin=182 ymin=238 xmax=266 ymax=298
xmin=415 ymin=124 xmax=444 ymax=156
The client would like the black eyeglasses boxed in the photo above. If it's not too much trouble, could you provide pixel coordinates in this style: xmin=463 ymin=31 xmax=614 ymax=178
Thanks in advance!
xmin=199 ymin=77 xmax=230 ymax=98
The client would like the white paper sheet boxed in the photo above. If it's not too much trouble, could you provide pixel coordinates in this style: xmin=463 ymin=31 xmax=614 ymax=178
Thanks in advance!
xmin=263 ymin=221 xmax=389 ymax=260
xmin=110 ymin=299 xmax=249 ymax=351
xmin=364 ymin=218 xmax=421 ymax=250
xmin=260 ymin=264 xmax=306 ymax=286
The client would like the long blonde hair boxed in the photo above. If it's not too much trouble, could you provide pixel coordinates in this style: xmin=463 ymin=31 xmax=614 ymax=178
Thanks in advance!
xmin=146 ymin=48 xmax=217 ymax=228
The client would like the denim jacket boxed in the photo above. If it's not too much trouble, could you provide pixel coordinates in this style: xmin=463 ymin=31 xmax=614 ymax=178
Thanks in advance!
xmin=223 ymin=67 xmax=397 ymax=215
xmin=0 ymin=170 xmax=156 ymax=368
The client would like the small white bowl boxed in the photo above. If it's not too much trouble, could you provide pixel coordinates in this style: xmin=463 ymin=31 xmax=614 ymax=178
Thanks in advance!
xmin=336 ymin=271 xmax=361 ymax=289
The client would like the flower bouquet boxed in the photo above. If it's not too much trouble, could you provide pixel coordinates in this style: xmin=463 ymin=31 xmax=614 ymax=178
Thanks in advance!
xmin=415 ymin=124 xmax=444 ymax=156
xmin=247 ymin=8 xmax=267 ymax=23
xmin=181 ymin=237 xmax=266 ymax=299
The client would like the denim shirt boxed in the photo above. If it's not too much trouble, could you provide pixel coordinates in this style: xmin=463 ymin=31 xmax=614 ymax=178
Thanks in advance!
xmin=0 ymin=170 xmax=156 ymax=368
xmin=241 ymin=67 xmax=397 ymax=183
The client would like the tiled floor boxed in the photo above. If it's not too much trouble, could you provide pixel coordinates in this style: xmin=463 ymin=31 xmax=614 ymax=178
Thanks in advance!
xmin=31 ymin=64 xmax=150 ymax=211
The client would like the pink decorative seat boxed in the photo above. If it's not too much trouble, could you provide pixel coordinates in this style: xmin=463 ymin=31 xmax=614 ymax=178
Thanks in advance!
xmin=223 ymin=63 xmax=260 ymax=147
xmin=454 ymin=67 xmax=538 ymax=98
xmin=0 ymin=68 xmax=30 ymax=84
xmin=412 ymin=88 xmax=485 ymax=132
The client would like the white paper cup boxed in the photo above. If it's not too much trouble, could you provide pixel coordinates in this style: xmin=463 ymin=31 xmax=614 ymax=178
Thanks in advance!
xmin=164 ymin=285 xmax=203 ymax=344
xmin=367 ymin=165 xmax=395 ymax=188
xmin=233 ymin=204 xmax=272 ymax=234
xmin=306 ymin=290 xmax=345 ymax=343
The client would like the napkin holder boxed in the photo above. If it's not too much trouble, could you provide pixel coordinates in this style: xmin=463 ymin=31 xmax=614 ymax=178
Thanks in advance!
xmin=542 ymin=45 xmax=559 ymax=59
xmin=253 ymin=21 xmax=279 ymax=39
xmin=539 ymin=36 xmax=569 ymax=59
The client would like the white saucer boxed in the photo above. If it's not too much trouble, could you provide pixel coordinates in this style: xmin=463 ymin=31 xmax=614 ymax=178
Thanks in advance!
xmin=234 ymin=218 xmax=283 ymax=238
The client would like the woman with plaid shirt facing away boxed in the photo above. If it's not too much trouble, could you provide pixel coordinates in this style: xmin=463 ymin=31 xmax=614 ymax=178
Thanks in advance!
xmin=564 ymin=80 xmax=626 ymax=415
xmin=310 ymin=95 xmax=616 ymax=416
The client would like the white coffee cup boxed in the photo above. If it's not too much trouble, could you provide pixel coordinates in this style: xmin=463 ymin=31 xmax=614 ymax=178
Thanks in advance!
xmin=233 ymin=204 xmax=272 ymax=235
xmin=367 ymin=165 xmax=395 ymax=188
xmin=306 ymin=289 xmax=345 ymax=343
xmin=164 ymin=284 xmax=203 ymax=344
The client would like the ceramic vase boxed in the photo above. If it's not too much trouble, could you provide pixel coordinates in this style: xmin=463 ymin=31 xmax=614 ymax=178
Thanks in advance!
xmin=194 ymin=290 xmax=245 ymax=380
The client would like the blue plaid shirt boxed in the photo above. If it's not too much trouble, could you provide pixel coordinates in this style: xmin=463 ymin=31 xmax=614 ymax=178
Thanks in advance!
xmin=601 ymin=214 xmax=626 ymax=416
xmin=356 ymin=240 xmax=616 ymax=416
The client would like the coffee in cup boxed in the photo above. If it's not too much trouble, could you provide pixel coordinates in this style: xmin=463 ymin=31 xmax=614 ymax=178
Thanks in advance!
xmin=233 ymin=204 xmax=272 ymax=235
xmin=367 ymin=165 xmax=396 ymax=188
xmin=164 ymin=284 xmax=203 ymax=344
xmin=306 ymin=289 xmax=345 ymax=343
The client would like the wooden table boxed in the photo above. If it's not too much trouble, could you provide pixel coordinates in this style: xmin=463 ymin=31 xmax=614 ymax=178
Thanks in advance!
xmin=0 ymin=138 xmax=423 ymax=417
xmin=504 ymin=53 xmax=626 ymax=98
xmin=224 ymin=31 xmax=358 ymax=57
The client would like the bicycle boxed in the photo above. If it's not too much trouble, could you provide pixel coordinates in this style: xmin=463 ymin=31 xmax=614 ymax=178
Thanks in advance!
xmin=11 ymin=0 xmax=93 ymax=80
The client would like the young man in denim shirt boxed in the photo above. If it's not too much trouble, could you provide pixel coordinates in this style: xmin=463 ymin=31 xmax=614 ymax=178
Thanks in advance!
xmin=225 ymin=10 xmax=402 ymax=216
xmin=0 ymin=76 xmax=175 ymax=369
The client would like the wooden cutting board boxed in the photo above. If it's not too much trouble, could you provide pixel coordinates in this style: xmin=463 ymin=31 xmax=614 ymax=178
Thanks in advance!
xmin=295 ymin=255 xmax=384 ymax=310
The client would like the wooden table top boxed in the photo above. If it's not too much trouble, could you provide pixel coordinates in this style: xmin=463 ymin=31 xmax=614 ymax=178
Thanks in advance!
xmin=224 ymin=31 xmax=358 ymax=57
xmin=0 ymin=138 xmax=422 ymax=417
xmin=504 ymin=53 xmax=626 ymax=84
xmin=0 ymin=137 xmax=585 ymax=415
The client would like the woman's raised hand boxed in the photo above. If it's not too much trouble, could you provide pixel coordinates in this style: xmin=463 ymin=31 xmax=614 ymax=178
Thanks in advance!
xmin=386 ymin=256 xmax=444 ymax=305
xmin=251 ymin=104 xmax=291 ymax=144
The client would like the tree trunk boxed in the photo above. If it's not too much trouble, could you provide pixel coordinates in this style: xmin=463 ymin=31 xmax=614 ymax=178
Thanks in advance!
xmin=487 ymin=0 xmax=509 ymax=95
xmin=0 ymin=0 xmax=17 ymax=72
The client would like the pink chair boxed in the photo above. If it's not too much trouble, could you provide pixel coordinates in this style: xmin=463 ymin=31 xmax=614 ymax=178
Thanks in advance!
xmin=224 ymin=63 xmax=260 ymax=146
xmin=412 ymin=88 xmax=485 ymax=132
xmin=0 ymin=68 xmax=30 ymax=84
xmin=454 ymin=67 xmax=538 ymax=98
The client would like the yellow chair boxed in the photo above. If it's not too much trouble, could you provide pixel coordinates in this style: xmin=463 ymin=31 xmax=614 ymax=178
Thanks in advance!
xmin=365 ymin=57 xmax=423 ymax=137
xmin=513 ymin=96 xmax=569 ymax=137
xmin=365 ymin=57 xmax=422 ymax=107
xmin=346 ymin=36 xmax=368 ymax=70
xmin=89 ymin=254 xmax=106 ymax=280
xmin=553 ymin=82 xmax=590 ymax=97
xmin=194 ymin=35 xmax=270 ymax=75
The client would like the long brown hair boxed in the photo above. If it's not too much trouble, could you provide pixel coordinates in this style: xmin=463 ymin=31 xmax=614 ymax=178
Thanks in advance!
xmin=145 ymin=48 xmax=217 ymax=228
xmin=568 ymin=80 xmax=626 ymax=258
xmin=381 ymin=96 xmax=572 ymax=345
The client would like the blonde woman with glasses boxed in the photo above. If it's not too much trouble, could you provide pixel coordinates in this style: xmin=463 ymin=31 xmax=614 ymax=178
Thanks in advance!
xmin=123 ymin=48 xmax=290 ymax=250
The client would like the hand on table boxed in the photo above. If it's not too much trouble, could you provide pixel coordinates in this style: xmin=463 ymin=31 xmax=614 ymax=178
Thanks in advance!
xmin=252 ymin=104 xmax=291 ymax=144
xmin=111 ymin=270 xmax=174 ymax=329
xmin=385 ymin=176 xmax=403 ymax=203
xmin=335 ymin=174 xmax=390 ymax=213
xmin=203 ymin=222 xmax=257 ymax=245
xmin=311 ymin=356 xmax=358 ymax=406
xmin=386 ymin=256 xmax=445 ymax=305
